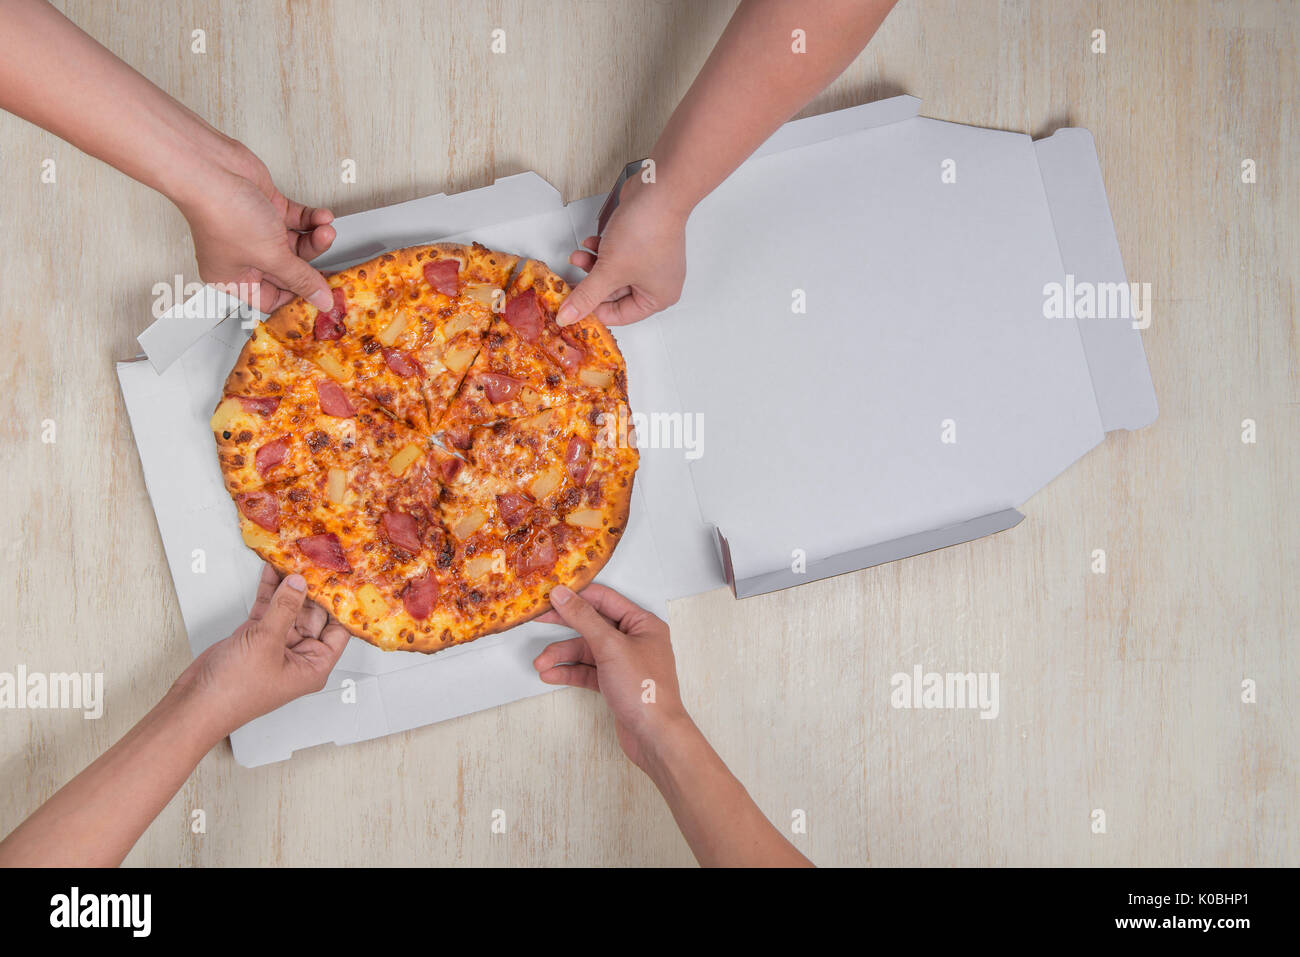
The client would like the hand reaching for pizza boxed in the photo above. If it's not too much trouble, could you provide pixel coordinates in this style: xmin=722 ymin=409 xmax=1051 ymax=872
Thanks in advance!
xmin=178 ymin=146 xmax=338 ymax=316
xmin=534 ymin=584 xmax=814 ymax=866
xmin=182 ymin=563 xmax=350 ymax=737
xmin=556 ymin=177 xmax=689 ymax=328
xmin=533 ymin=584 xmax=690 ymax=770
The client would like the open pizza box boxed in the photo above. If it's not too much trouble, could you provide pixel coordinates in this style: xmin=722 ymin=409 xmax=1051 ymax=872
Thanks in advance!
xmin=117 ymin=94 xmax=1157 ymax=767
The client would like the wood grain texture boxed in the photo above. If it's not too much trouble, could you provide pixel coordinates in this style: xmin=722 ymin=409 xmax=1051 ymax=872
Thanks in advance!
xmin=0 ymin=0 xmax=1294 ymax=866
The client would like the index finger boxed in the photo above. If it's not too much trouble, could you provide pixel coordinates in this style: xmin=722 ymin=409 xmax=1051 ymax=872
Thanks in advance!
xmin=572 ymin=583 xmax=651 ymax=630
xmin=283 ymin=199 xmax=334 ymax=232
xmin=293 ymin=223 xmax=336 ymax=261
xmin=593 ymin=294 xmax=656 ymax=327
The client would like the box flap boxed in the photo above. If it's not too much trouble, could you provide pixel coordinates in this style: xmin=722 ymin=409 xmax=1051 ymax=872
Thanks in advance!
xmin=752 ymin=93 xmax=921 ymax=159
xmin=1033 ymin=129 xmax=1159 ymax=431
xmin=719 ymin=508 xmax=1025 ymax=598
xmin=311 ymin=171 xmax=564 ymax=271
xmin=654 ymin=114 xmax=1107 ymax=585
xmin=592 ymin=95 xmax=922 ymax=235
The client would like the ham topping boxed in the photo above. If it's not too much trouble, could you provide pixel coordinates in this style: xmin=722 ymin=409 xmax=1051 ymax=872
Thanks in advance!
xmin=423 ymin=259 xmax=460 ymax=297
xmin=504 ymin=287 xmax=543 ymax=342
xmin=313 ymin=288 xmax=347 ymax=340
xmin=237 ymin=491 xmax=279 ymax=532
xmin=296 ymin=533 xmax=351 ymax=572
xmin=381 ymin=511 xmax=422 ymax=553
xmin=402 ymin=571 xmax=439 ymax=619
xmin=316 ymin=378 xmax=355 ymax=417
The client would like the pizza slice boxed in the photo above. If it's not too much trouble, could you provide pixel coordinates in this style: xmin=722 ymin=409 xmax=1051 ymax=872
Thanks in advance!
xmin=433 ymin=399 xmax=637 ymax=632
xmin=434 ymin=260 xmax=629 ymax=446
xmin=262 ymin=243 xmax=517 ymax=432
xmin=233 ymin=445 xmax=483 ymax=651
xmin=211 ymin=324 xmax=429 ymax=497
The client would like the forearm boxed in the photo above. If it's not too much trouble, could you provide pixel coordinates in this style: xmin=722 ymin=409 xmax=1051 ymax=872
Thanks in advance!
xmin=645 ymin=0 xmax=897 ymax=218
xmin=644 ymin=717 xmax=812 ymax=867
xmin=0 ymin=676 xmax=222 ymax=867
xmin=0 ymin=0 xmax=236 ymax=208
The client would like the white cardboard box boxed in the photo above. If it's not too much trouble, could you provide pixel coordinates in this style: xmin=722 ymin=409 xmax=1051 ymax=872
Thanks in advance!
xmin=117 ymin=95 xmax=1156 ymax=767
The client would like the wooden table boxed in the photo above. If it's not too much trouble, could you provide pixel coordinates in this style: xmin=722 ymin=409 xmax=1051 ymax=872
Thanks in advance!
xmin=1 ymin=0 xmax=1294 ymax=866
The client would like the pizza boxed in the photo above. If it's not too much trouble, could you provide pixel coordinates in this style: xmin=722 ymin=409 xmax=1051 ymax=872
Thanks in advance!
xmin=209 ymin=243 xmax=637 ymax=653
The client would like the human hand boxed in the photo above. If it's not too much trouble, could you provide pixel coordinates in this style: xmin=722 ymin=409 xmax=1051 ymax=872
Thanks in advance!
xmin=176 ymin=144 xmax=337 ymax=315
xmin=179 ymin=564 xmax=349 ymax=739
xmin=556 ymin=177 xmax=689 ymax=327
xmin=533 ymin=584 xmax=690 ymax=770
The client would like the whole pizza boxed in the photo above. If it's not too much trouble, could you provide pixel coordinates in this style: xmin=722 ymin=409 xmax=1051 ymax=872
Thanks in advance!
xmin=209 ymin=243 xmax=637 ymax=653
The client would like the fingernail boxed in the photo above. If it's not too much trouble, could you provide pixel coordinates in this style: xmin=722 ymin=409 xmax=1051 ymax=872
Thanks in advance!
xmin=309 ymin=290 xmax=333 ymax=311
xmin=285 ymin=574 xmax=307 ymax=592
xmin=555 ymin=304 xmax=576 ymax=326
xmin=551 ymin=585 xmax=574 ymax=605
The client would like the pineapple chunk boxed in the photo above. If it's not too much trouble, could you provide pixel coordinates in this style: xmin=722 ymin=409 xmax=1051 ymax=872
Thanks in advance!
xmin=443 ymin=343 xmax=477 ymax=374
xmin=241 ymin=524 xmax=278 ymax=551
xmin=326 ymin=468 xmax=349 ymax=504
xmin=316 ymin=352 xmax=347 ymax=380
xmin=531 ymin=409 xmax=555 ymax=430
xmin=388 ymin=443 xmax=423 ymax=476
xmin=518 ymin=386 xmax=539 ymax=404
xmin=579 ymin=368 xmax=614 ymax=388
xmin=356 ymin=583 xmax=388 ymax=618
xmin=465 ymin=284 xmax=503 ymax=311
xmin=210 ymin=398 xmax=242 ymax=433
xmin=377 ymin=309 xmax=410 ymax=347
xmin=529 ymin=465 xmax=564 ymax=500
xmin=566 ymin=508 xmax=605 ymax=529
xmin=443 ymin=311 xmax=477 ymax=339
xmin=451 ymin=507 xmax=487 ymax=539
xmin=464 ymin=554 xmax=498 ymax=579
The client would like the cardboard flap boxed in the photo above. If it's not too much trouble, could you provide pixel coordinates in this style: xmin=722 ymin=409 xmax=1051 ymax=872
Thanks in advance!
xmin=136 ymin=287 xmax=249 ymax=375
xmin=718 ymin=509 xmax=1025 ymax=598
xmin=751 ymin=93 xmax=921 ymax=159
xmin=1033 ymin=129 xmax=1159 ymax=431
xmin=588 ymin=95 xmax=922 ymax=238
xmin=311 ymin=171 xmax=564 ymax=271
xmin=655 ymin=113 xmax=1107 ymax=586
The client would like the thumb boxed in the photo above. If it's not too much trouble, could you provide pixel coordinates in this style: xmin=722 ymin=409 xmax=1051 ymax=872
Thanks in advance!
xmin=271 ymin=250 xmax=334 ymax=312
xmin=548 ymin=585 xmax=620 ymax=652
xmin=255 ymin=574 xmax=309 ymax=642
xmin=557 ymin=262 xmax=622 ymax=326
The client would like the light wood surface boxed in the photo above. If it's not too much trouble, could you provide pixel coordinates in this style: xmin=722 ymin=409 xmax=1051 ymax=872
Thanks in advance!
xmin=0 ymin=0 xmax=1295 ymax=867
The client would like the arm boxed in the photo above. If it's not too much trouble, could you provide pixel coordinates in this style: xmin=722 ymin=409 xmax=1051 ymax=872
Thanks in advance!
xmin=0 ymin=566 xmax=348 ymax=867
xmin=558 ymin=0 xmax=898 ymax=327
xmin=0 ymin=0 xmax=336 ymax=313
xmin=535 ymin=585 xmax=812 ymax=867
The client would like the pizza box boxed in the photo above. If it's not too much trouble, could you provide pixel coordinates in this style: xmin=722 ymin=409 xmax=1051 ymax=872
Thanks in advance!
xmin=116 ymin=94 xmax=1156 ymax=767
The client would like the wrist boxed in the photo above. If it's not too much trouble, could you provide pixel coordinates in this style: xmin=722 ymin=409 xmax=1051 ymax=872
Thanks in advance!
xmin=639 ymin=711 xmax=705 ymax=784
xmin=160 ymin=128 xmax=262 ymax=218
xmin=164 ymin=663 xmax=236 ymax=749
xmin=618 ymin=171 xmax=695 ymax=227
